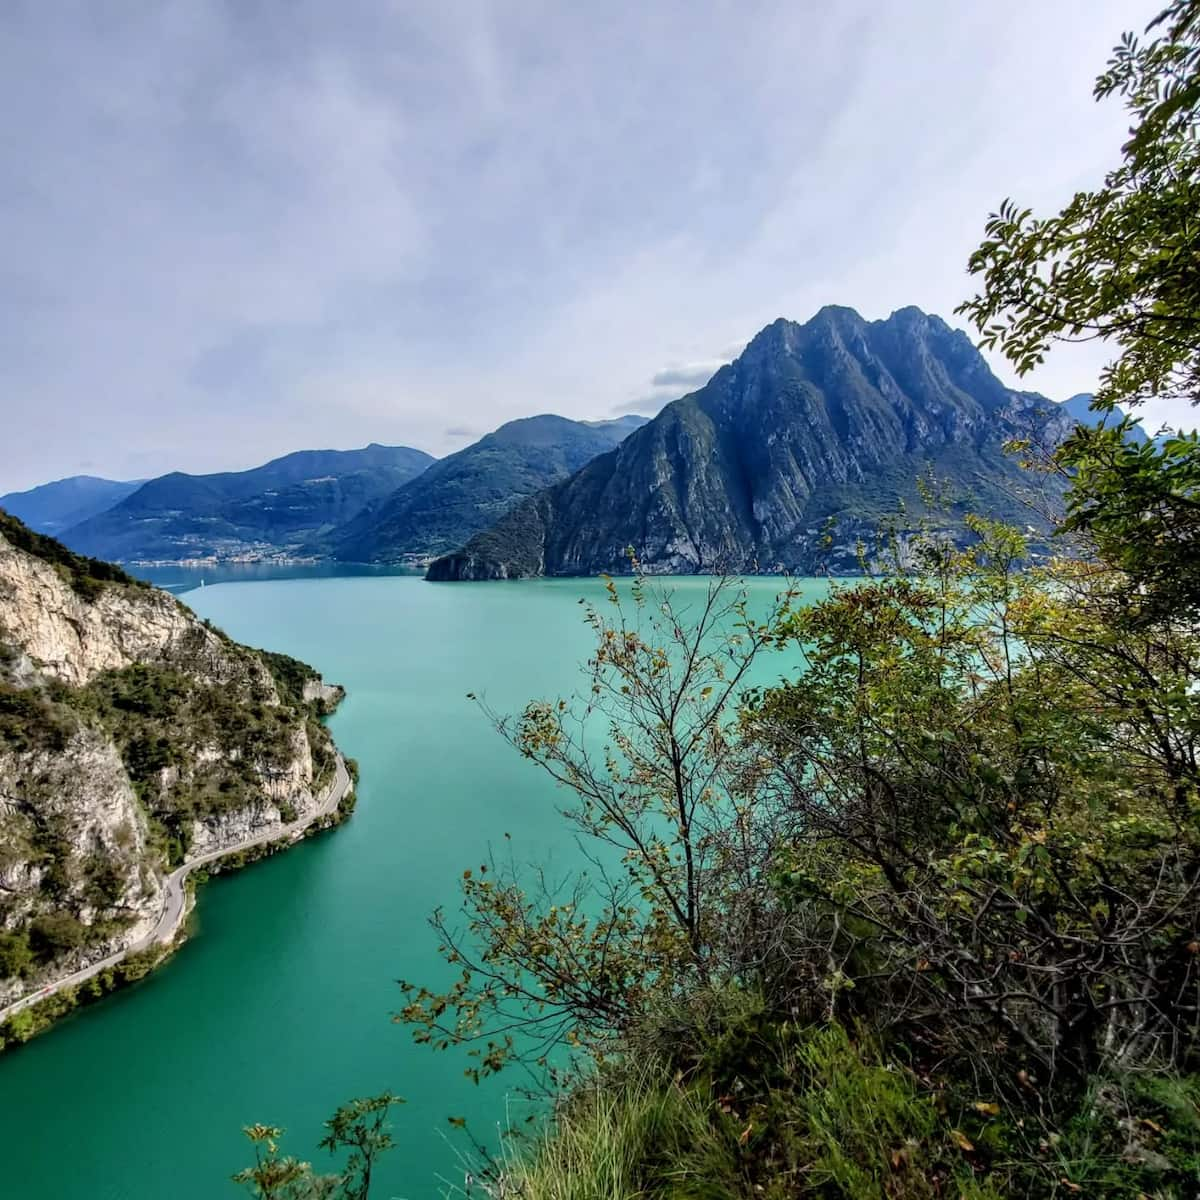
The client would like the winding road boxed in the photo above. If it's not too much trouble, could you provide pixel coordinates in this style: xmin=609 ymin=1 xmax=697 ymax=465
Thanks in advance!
xmin=0 ymin=754 xmax=352 ymax=1025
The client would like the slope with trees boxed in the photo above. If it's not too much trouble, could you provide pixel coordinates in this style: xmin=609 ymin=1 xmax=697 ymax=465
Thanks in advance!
xmin=329 ymin=414 xmax=647 ymax=564
xmin=59 ymin=444 xmax=434 ymax=563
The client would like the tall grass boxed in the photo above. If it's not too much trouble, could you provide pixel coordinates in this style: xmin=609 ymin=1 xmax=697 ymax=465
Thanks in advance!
xmin=495 ymin=1023 xmax=1002 ymax=1200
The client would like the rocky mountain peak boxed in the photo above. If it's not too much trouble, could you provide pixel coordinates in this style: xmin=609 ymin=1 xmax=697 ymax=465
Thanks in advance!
xmin=427 ymin=305 xmax=1072 ymax=583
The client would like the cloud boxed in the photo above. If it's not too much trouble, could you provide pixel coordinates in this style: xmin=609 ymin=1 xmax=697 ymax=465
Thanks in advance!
xmin=650 ymin=362 xmax=723 ymax=390
xmin=618 ymin=340 xmax=750 ymax=414
xmin=613 ymin=396 xmax=669 ymax=416
xmin=443 ymin=426 xmax=482 ymax=439
xmin=0 ymin=0 xmax=1168 ymax=490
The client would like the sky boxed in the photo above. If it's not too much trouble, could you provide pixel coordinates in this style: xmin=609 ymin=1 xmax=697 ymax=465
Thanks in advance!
xmin=0 ymin=0 xmax=1177 ymax=491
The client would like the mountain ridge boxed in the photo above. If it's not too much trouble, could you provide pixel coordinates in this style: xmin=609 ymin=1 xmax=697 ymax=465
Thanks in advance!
xmin=330 ymin=413 xmax=648 ymax=564
xmin=58 ymin=444 xmax=435 ymax=563
xmin=427 ymin=307 xmax=1075 ymax=581
xmin=0 ymin=476 xmax=144 ymax=535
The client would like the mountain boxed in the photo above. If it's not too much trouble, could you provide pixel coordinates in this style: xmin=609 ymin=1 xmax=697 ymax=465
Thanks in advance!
xmin=427 ymin=306 xmax=1074 ymax=581
xmin=0 ymin=511 xmax=348 ymax=1019
xmin=0 ymin=476 xmax=143 ymax=535
xmin=1061 ymin=393 xmax=1150 ymax=443
xmin=330 ymin=414 xmax=648 ymax=564
xmin=59 ymin=444 xmax=434 ymax=563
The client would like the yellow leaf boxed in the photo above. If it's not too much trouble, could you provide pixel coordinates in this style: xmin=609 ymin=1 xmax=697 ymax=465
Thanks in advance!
xmin=951 ymin=1129 xmax=975 ymax=1152
xmin=973 ymin=1101 xmax=1001 ymax=1116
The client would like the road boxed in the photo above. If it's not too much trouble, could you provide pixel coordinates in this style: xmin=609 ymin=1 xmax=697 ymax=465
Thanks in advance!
xmin=0 ymin=754 xmax=352 ymax=1025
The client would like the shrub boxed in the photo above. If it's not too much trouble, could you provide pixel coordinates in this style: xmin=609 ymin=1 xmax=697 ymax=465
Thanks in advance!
xmin=28 ymin=911 xmax=86 ymax=962
xmin=0 ymin=930 xmax=33 ymax=980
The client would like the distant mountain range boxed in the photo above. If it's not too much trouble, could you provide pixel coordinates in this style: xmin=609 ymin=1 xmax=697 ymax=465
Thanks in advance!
xmin=1 ymin=416 xmax=650 ymax=565
xmin=0 ymin=475 xmax=144 ymax=535
xmin=57 ymin=445 xmax=434 ymax=563
xmin=427 ymin=306 xmax=1083 ymax=580
xmin=4 ymin=307 xmax=1156 ymax=574
xmin=330 ymin=414 xmax=647 ymax=564
xmin=1062 ymin=392 xmax=1150 ymax=443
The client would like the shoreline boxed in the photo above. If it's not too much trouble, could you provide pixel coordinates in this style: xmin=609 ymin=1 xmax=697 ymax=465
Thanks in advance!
xmin=0 ymin=753 xmax=355 ymax=1049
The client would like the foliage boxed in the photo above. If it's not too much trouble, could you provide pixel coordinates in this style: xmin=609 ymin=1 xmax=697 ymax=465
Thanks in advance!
xmin=399 ymin=575 xmax=800 ymax=1077
xmin=960 ymin=1 xmax=1200 ymax=615
xmin=27 ymin=910 xmax=87 ymax=961
xmin=0 ymin=682 xmax=76 ymax=753
xmin=959 ymin=0 xmax=1200 ymax=411
xmin=0 ymin=930 xmax=33 ymax=978
xmin=1057 ymin=424 xmax=1200 ymax=619
xmin=0 ymin=508 xmax=144 ymax=597
xmin=499 ymin=1001 xmax=1200 ymax=1200
xmin=260 ymin=649 xmax=324 ymax=708
xmin=747 ymin=522 xmax=1200 ymax=1091
xmin=232 ymin=1094 xmax=403 ymax=1200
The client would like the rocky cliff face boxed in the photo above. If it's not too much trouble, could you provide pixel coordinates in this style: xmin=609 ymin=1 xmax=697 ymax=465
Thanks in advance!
xmin=0 ymin=532 xmax=264 ymax=687
xmin=0 ymin=514 xmax=343 ymax=1004
xmin=427 ymin=307 xmax=1075 ymax=581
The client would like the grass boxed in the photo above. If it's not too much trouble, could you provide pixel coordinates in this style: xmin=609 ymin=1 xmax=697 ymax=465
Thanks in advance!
xmin=488 ymin=999 xmax=1200 ymax=1200
xmin=497 ymin=1022 xmax=1003 ymax=1200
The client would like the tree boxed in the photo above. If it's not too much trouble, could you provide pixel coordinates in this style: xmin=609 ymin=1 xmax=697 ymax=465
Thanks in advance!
xmin=959 ymin=0 xmax=1200 ymax=411
xmin=232 ymin=1095 xmax=403 ymax=1200
xmin=960 ymin=0 xmax=1200 ymax=614
xmin=742 ymin=522 xmax=1200 ymax=1095
xmin=398 ymin=575 xmax=799 ymax=1079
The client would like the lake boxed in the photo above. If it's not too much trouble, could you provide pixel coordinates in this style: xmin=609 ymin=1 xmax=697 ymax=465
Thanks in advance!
xmin=0 ymin=573 xmax=824 ymax=1199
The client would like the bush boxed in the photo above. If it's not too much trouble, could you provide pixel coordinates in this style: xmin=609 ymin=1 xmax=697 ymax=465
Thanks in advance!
xmin=0 ymin=685 xmax=75 ymax=753
xmin=0 ymin=930 xmax=33 ymax=980
xmin=28 ymin=911 xmax=86 ymax=962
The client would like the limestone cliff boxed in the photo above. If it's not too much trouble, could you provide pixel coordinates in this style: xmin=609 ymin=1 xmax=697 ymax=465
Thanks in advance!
xmin=0 ymin=512 xmax=344 ymax=1006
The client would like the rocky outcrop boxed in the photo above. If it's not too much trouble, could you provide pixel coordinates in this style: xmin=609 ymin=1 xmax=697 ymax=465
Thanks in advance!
xmin=427 ymin=307 xmax=1075 ymax=581
xmin=0 ymin=517 xmax=345 ymax=1006
xmin=0 ymin=531 xmax=268 ymax=688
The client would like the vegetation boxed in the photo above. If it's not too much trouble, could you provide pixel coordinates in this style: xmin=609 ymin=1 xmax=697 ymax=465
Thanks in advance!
xmin=232 ymin=1094 xmax=404 ymax=1199
xmin=0 ymin=518 xmax=345 ymax=1020
xmin=261 ymin=649 xmax=324 ymax=707
xmin=0 ymin=945 xmax=169 ymax=1050
xmin=959 ymin=0 xmax=1200 ymax=618
xmin=0 ymin=506 xmax=144 ymax=598
xmin=229 ymin=4 xmax=1200 ymax=1196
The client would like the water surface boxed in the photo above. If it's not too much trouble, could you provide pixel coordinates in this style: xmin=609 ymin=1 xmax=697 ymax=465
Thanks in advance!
xmin=0 ymin=574 xmax=823 ymax=1199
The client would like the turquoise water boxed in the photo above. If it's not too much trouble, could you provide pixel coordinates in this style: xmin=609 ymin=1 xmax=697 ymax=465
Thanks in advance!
xmin=0 ymin=574 xmax=823 ymax=1199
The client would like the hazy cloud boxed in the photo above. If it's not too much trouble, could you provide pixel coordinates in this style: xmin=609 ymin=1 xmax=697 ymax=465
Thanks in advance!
xmin=613 ymin=396 xmax=670 ymax=416
xmin=443 ymin=426 xmax=482 ymax=439
xmin=650 ymin=363 xmax=725 ymax=390
xmin=0 ymin=0 xmax=1171 ymax=490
